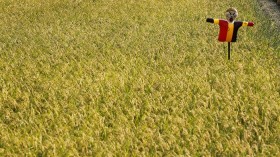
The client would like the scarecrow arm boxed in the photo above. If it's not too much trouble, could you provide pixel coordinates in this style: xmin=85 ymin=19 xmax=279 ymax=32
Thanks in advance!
xmin=242 ymin=22 xmax=254 ymax=27
xmin=248 ymin=22 xmax=254 ymax=26
xmin=206 ymin=18 xmax=214 ymax=23
xmin=206 ymin=18 xmax=219 ymax=24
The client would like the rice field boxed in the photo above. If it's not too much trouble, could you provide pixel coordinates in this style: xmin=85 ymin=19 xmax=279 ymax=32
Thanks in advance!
xmin=0 ymin=0 xmax=279 ymax=156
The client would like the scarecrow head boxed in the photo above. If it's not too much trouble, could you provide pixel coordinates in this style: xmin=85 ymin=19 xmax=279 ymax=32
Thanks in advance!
xmin=225 ymin=7 xmax=238 ymax=23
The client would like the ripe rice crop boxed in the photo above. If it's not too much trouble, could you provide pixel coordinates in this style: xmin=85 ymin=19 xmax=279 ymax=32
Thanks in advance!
xmin=0 ymin=0 xmax=279 ymax=156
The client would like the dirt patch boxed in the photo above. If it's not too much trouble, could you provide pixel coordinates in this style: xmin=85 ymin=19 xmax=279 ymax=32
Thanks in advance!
xmin=258 ymin=0 xmax=280 ymax=26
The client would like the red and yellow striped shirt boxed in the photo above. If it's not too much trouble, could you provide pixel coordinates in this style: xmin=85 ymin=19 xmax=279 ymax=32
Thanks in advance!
xmin=206 ymin=18 xmax=254 ymax=42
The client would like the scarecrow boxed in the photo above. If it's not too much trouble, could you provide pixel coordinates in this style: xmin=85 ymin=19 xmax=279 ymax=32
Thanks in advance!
xmin=206 ymin=8 xmax=254 ymax=59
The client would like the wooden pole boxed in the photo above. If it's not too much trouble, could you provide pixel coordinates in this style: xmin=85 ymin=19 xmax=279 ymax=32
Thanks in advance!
xmin=228 ymin=42 xmax=231 ymax=60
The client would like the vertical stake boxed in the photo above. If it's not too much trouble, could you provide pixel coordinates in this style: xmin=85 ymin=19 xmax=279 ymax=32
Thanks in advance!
xmin=228 ymin=42 xmax=231 ymax=60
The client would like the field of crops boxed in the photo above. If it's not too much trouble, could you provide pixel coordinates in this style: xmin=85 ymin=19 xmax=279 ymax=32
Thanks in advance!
xmin=0 ymin=0 xmax=279 ymax=156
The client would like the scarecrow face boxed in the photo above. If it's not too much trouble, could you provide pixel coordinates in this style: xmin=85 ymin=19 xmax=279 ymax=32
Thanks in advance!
xmin=225 ymin=8 xmax=238 ymax=23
